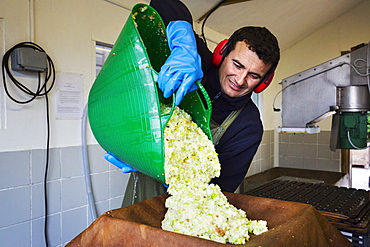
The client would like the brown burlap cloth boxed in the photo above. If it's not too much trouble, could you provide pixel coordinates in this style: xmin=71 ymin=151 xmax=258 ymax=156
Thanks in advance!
xmin=67 ymin=192 xmax=351 ymax=246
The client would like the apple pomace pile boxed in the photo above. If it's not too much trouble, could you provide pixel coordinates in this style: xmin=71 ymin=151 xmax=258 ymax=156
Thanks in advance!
xmin=161 ymin=105 xmax=268 ymax=244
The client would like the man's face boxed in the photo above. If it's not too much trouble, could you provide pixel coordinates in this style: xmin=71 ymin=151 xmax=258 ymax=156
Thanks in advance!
xmin=218 ymin=41 xmax=272 ymax=98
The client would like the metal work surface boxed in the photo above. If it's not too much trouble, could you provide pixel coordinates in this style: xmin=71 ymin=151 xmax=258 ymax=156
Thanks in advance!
xmin=244 ymin=178 xmax=370 ymax=232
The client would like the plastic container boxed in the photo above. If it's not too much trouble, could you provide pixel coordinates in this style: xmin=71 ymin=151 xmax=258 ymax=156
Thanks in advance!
xmin=88 ymin=4 xmax=212 ymax=184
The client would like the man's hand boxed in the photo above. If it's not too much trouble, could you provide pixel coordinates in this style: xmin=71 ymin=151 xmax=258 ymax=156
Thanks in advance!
xmin=158 ymin=21 xmax=203 ymax=105
xmin=104 ymin=152 xmax=139 ymax=173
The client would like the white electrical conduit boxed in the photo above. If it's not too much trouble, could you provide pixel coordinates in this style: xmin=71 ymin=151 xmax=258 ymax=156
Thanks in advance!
xmin=82 ymin=104 xmax=98 ymax=222
xmin=29 ymin=0 xmax=34 ymax=42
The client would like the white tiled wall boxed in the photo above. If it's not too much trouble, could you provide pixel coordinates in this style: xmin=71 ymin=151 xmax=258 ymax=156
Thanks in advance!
xmin=0 ymin=144 xmax=129 ymax=247
xmin=247 ymin=130 xmax=341 ymax=178
xmin=247 ymin=129 xmax=275 ymax=177
xmin=279 ymin=131 xmax=341 ymax=172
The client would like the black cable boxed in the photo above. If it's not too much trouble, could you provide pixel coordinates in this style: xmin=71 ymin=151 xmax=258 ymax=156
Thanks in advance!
xmin=2 ymin=42 xmax=55 ymax=247
xmin=201 ymin=0 xmax=227 ymax=48
xmin=43 ymin=80 xmax=51 ymax=247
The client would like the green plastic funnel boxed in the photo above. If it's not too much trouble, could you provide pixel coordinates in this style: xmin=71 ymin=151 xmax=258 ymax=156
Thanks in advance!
xmin=88 ymin=4 xmax=212 ymax=184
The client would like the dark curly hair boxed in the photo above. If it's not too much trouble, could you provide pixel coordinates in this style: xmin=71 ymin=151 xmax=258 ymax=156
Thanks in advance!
xmin=222 ymin=26 xmax=280 ymax=73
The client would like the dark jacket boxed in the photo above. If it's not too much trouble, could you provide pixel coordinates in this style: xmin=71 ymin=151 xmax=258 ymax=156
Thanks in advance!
xmin=151 ymin=0 xmax=263 ymax=192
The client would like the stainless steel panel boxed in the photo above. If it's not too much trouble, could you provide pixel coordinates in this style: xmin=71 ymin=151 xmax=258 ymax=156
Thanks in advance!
xmin=281 ymin=54 xmax=350 ymax=128
xmin=280 ymin=43 xmax=369 ymax=130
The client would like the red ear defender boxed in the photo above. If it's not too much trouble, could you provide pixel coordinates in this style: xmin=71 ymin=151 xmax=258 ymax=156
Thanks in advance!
xmin=212 ymin=39 xmax=229 ymax=66
xmin=253 ymin=72 xmax=274 ymax=93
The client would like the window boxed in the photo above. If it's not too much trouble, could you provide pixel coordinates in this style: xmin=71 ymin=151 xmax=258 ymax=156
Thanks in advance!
xmin=251 ymin=92 xmax=259 ymax=106
xmin=95 ymin=42 xmax=112 ymax=76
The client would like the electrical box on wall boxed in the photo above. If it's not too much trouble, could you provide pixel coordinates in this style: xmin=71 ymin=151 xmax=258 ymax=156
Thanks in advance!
xmin=11 ymin=47 xmax=47 ymax=72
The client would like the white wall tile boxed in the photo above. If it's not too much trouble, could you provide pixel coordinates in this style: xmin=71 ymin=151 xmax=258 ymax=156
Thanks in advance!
xmin=88 ymin=145 xmax=109 ymax=174
xmin=31 ymin=217 xmax=46 ymax=247
xmin=0 ymin=150 xmax=30 ymax=189
xmin=62 ymin=207 xmax=87 ymax=244
xmin=110 ymin=170 xmax=129 ymax=198
xmin=61 ymin=146 xmax=84 ymax=178
xmin=32 ymin=181 xmax=61 ymax=218
xmin=91 ymin=172 xmax=109 ymax=202
xmin=95 ymin=200 xmax=110 ymax=217
xmin=32 ymin=216 xmax=61 ymax=247
xmin=47 ymin=213 xmax=62 ymax=246
xmin=0 ymin=186 xmax=30 ymax=228
xmin=32 ymin=148 xmax=61 ymax=183
xmin=110 ymin=196 xmax=124 ymax=210
xmin=61 ymin=177 xmax=87 ymax=211
xmin=0 ymin=222 xmax=30 ymax=247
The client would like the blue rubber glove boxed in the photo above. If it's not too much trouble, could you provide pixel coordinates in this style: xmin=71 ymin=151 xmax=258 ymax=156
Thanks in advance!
xmin=104 ymin=152 xmax=169 ymax=188
xmin=104 ymin=152 xmax=139 ymax=173
xmin=158 ymin=21 xmax=203 ymax=105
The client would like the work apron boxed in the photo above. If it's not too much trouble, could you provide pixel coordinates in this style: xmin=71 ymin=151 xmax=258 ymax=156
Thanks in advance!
xmin=121 ymin=106 xmax=244 ymax=207
xmin=210 ymin=106 xmax=245 ymax=146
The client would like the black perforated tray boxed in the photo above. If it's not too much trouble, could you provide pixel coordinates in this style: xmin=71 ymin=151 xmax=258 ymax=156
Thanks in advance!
xmin=244 ymin=177 xmax=370 ymax=232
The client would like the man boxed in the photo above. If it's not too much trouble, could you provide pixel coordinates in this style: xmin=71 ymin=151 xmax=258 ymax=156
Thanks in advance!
xmin=106 ymin=0 xmax=280 ymax=203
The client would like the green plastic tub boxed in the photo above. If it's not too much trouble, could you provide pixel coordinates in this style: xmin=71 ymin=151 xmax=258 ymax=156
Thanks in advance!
xmin=88 ymin=4 xmax=212 ymax=184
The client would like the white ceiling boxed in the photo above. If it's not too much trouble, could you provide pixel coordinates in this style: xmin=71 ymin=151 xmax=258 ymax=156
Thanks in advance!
xmin=108 ymin=0 xmax=365 ymax=51
xmin=182 ymin=0 xmax=365 ymax=51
